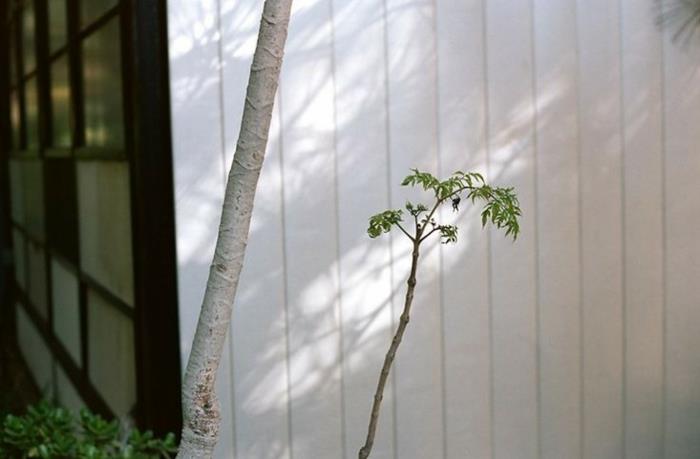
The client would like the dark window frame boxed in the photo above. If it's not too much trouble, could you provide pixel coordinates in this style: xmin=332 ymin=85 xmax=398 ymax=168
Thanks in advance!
xmin=1 ymin=0 xmax=181 ymax=436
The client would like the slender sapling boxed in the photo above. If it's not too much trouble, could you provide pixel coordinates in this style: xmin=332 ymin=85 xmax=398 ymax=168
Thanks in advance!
xmin=358 ymin=169 xmax=521 ymax=459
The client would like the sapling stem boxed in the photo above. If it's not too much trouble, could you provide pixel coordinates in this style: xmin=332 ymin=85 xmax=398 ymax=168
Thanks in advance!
xmin=359 ymin=230 xmax=421 ymax=459
xmin=359 ymin=169 xmax=521 ymax=459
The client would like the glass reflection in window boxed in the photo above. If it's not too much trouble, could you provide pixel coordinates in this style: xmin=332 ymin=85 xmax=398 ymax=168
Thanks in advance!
xmin=25 ymin=77 xmax=40 ymax=150
xmin=51 ymin=55 xmax=72 ymax=147
xmin=48 ymin=0 xmax=68 ymax=53
xmin=82 ymin=19 xmax=124 ymax=148
xmin=22 ymin=2 xmax=36 ymax=74
xmin=10 ymin=91 xmax=21 ymax=150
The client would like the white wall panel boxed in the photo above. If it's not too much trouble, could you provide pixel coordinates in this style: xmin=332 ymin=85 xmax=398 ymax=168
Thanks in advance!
xmin=577 ymin=1 xmax=624 ymax=458
xmin=533 ymin=1 xmax=582 ymax=458
xmin=485 ymin=1 xmax=538 ymax=458
xmin=621 ymin=1 xmax=665 ymax=458
xmin=435 ymin=0 xmax=491 ymax=457
xmin=169 ymin=2 xmax=700 ymax=458
xmin=385 ymin=0 xmax=444 ymax=457
xmin=663 ymin=13 xmax=700 ymax=458
xmin=279 ymin=1 xmax=343 ymax=457
xmin=332 ymin=0 xmax=395 ymax=458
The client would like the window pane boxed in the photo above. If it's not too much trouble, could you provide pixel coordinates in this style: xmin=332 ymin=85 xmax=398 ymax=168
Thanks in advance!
xmin=82 ymin=19 xmax=123 ymax=148
xmin=77 ymin=161 xmax=133 ymax=305
xmin=51 ymin=56 xmax=72 ymax=147
xmin=12 ymin=229 xmax=27 ymax=290
xmin=48 ymin=0 xmax=68 ymax=53
xmin=26 ymin=76 xmax=40 ymax=150
xmin=88 ymin=289 xmax=136 ymax=416
xmin=9 ymin=21 xmax=17 ymax=85
xmin=10 ymin=91 xmax=21 ymax=150
xmin=17 ymin=307 xmax=54 ymax=395
xmin=22 ymin=2 xmax=36 ymax=74
xmin=24 ymin=160 xmax=45 ymax=240
xmin=51 ymin=258 xmax=81 ymax=365
xmin=81 ymin=0 xmax=117 ymax=26
xmin=27 ymin=241 xmax=48 ymax=319
xmin=9 ymin=160 xmax=25 ymax=225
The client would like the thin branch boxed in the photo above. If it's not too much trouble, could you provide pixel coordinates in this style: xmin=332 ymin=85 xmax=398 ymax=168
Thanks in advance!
xmin=396 ymin=223 xmax=414 ymax=241
xmin=421 ymin=200 xmax=443 ymax=234
xmin=418 ymin=227 xmax=440 ymax=244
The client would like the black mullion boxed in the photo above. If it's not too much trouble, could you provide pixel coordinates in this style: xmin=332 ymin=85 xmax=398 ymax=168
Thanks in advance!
xmin=34 ymin=0 xmax=50 ymax=151
xmin=66 ymin=0 xmax=83 ymax=148
xmin=48 ymin=45 xmax=69 ymax=61
xmin=19 ymin=68 xmax=39 ymax=85
xmin=124 ymin=0 xmax=182 ymax=436
xmin=1 ymin=0 xmax=17 ymax=343
xmin=77 ymin=5 xmax=120 ymax=40
xmin=34 ymin=0 xmax=54 ymax=334
xmin=13 ymin=47 xmax=71 ymax=80
xmin=80 ymin=272 xmax=134 ymax=320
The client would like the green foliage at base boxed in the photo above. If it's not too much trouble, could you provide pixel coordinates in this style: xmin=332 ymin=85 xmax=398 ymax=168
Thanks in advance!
xmin=0 ymin=402 xmax=177 ymax=459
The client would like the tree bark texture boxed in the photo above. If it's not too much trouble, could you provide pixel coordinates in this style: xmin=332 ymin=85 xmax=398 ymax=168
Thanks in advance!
xmin=177 ymin=1 xmax=293 ymax=457
xmin=359 ymin=243 xmax=421 ymax=459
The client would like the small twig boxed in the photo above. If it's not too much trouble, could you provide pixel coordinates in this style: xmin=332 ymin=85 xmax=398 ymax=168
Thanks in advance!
xmin=395 ymin=223 xmax=414 ymax=241
xmin=419 ymin=228 xmax=441 ymax=243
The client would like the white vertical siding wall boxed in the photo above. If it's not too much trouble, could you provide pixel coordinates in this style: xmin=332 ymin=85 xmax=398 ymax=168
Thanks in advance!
xmin=168 ymin=0 xmax=700 ymax=457
xmin=578 ymin=1 xmax=625 ymax=458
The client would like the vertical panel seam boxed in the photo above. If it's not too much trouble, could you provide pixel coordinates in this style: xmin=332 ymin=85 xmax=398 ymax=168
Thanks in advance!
xmin=430 ymin=0 xmax=448 ymax=457
xmin=659 ymin=10 xmax=668 ymax=458
xmin=480 ymin=1 xmax=495 ymax=458
xmin=215 ymin=0 xmax=228 ymax=190
xmin=617 ymin=1 xmax=627 ymax=458
xmin=573 ymin=1 xmax=585 ymax=458
xmin=277 ymin=82 xmax=295 ymax=459
xmin=529 ymin=1 xmax=542 ymax=458
xmin=380 ymin=0 xmax=399 ymax=457
xmin=327 ymin=1 xmax=348 ymax=457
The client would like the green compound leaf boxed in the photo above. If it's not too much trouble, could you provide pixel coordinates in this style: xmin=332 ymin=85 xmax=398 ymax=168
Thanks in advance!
xmin=370 ymin=169 xmax=521 ymax=242
xmin=367 ymin=209 xmax=403 ymax=238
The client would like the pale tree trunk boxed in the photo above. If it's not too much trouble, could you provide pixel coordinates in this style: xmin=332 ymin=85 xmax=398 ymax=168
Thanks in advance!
xmin=177 ymin=1 xmax=293 ymax=457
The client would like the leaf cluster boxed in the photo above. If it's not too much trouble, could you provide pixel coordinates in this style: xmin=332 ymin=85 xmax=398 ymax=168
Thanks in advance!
xmin=0 ymin=401 xmax=177 ymax=459
xmin=471 ymin=185 xmax=521 ymax=238
xmin=367 ymin=168 xmax=521 ymax=244
xmin=367 ymin=210 xmax=403 ymax=239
